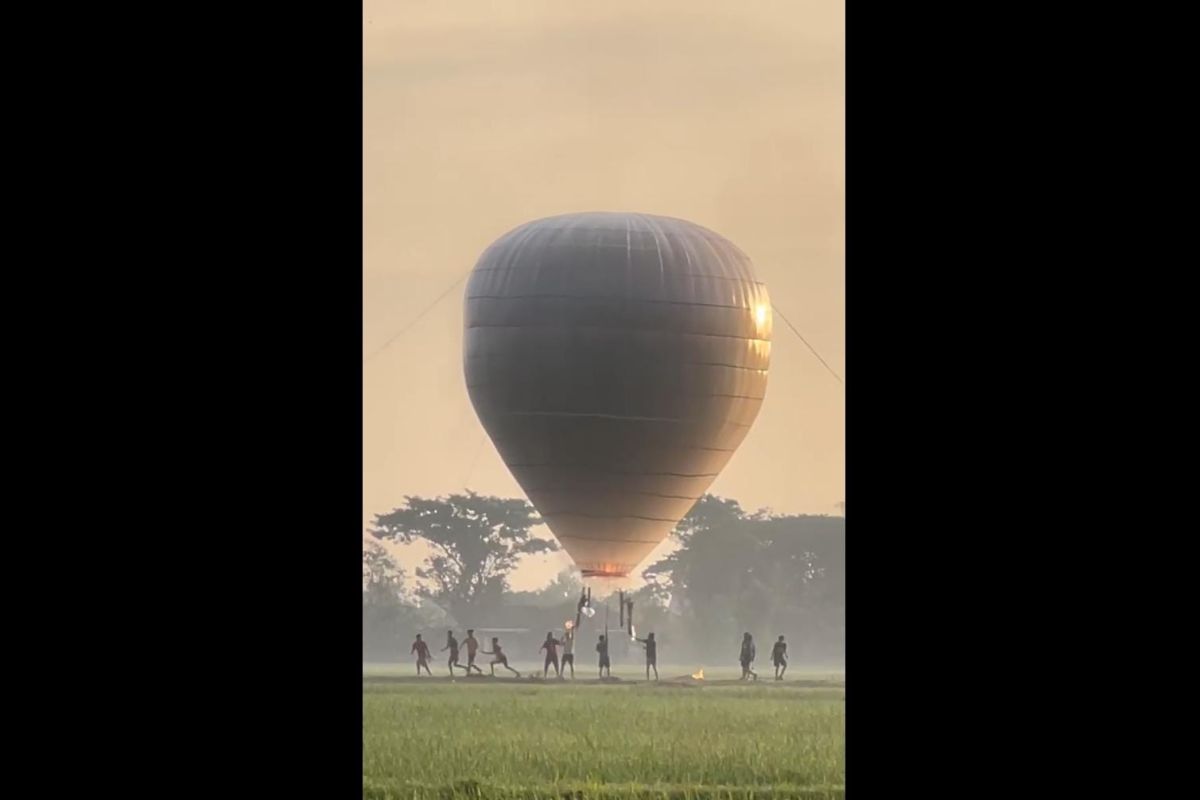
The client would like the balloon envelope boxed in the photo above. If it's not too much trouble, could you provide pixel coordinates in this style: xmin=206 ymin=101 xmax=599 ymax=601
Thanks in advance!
xmin=463 ymin=212 xmax=770 ymax=577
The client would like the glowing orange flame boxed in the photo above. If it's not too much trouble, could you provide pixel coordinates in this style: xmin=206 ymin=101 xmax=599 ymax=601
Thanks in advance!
xmin=581 ymin=564 xmax=629 ymax=578
xmin=692 ymin=668 xmax=704 ymax=680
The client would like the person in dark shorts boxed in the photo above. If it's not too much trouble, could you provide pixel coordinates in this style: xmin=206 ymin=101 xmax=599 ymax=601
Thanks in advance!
xmin=561 ymin=626 xmax=576 ymax=679
xmin=635 ymin=632 xmax=659 ymax=681
xmin=442 ymin=630 xmax=464 ymax=676
xmin=482 ymin=637 xmax=521 ymax=677
xmin=739 ymin=632 xmax=758 ymax=681
xmin=411 ymin=633 xmax=433 ymax=676
xmin=540 ymin=631 xmax=563 ymax=678
xmin=462 ymin=629 xmax=484 ymax=675
xmin=771 ymin=635 xmax=788 ymax=680
xmin=596 ymin=634 xmax=611 ymax=678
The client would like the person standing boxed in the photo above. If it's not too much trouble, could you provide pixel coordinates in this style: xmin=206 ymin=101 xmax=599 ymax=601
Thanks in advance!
xmin=540 ymin=631 xmax=562 ymax=678
xmin=596 ymin=634 xmax=611 ymax=678
xmin=739 ymin=632 xmax=758 ymax=681
xmin=771 ymin=635 xmax=788 ymax=680
xmin=561 ymin=626 xmax=576 ymax=679
xmin=635 ymin=632 xmax=659 ymax=681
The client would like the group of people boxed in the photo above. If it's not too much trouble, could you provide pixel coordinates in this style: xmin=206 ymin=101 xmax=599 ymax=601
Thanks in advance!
xmin=409 ymin=629 xmax=520 ymax=677
xmin=409 ymin=628 xmax=580 ymax=679
xmin=740 ymin=632 xmax=791 ymax=681
xmin=409 ymin=629 xmax=791 ymax=681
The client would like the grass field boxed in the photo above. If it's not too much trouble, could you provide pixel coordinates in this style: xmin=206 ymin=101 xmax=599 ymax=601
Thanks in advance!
xmin=363 ymin=664 xmax=844 ymax=799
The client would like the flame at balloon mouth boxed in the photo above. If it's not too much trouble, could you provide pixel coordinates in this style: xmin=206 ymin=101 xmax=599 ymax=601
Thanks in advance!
xmin=581 ymin=568 xmax=629 ymax=578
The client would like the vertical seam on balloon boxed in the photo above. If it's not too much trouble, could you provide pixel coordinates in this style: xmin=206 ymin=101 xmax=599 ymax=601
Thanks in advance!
xmin=624 ymin=217 xmax=633 ymax=305
xmin=647 ymin=213 xmax=666 ymax=292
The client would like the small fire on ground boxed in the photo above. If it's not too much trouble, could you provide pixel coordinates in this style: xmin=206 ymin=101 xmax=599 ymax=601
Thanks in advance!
xmin=692 ymin=668 xmax=704 ymax=680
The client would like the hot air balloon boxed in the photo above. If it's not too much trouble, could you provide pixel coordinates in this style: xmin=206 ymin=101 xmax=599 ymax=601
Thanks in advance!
xmin=463 ymin=212 xmax=770 ymax=578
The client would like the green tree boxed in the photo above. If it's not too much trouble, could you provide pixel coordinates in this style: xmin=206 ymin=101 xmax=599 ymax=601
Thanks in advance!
xmin=643 ymin=495 xmax=844 ymax=662
xmin=363 ymin=539 xmax=417 ymax=660
xmin=363 ymin=538 xmax=405 ymax=591
xmin=369 ymin=492 xmax=558 ymax=621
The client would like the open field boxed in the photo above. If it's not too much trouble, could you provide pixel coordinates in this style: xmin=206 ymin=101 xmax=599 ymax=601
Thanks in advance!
xmin=363 ymin=666 xmax=845 ymax=799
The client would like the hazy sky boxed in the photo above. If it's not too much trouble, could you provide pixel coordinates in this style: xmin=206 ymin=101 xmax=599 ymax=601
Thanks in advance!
xmin=363 ymin=1 xmax=843 ymax=590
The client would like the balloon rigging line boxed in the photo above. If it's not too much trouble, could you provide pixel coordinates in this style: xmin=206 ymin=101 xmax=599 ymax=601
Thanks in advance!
xmin=771 ymin=303 xmax=844 ymax=386
xmin=460 ymin=431 xmax=487 ymax=489
xmin=363 ymin=271 xmax=469 ymax=364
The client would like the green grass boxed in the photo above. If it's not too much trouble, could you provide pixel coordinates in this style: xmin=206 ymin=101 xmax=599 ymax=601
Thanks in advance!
xmin=363 ymin=669 xmax=844 ymax=799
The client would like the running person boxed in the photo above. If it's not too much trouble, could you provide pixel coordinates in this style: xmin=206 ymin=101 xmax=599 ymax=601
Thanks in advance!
xmin=539 ymin=631 xmax=562 ymax=678
xmin=442 ymin=630 xmax=464 ymax=676
xmin=635 ymin=632 xmax=659 ymax=681
xmin=739 ymin=632 xmax=757 ymax=681
xmin=411 ymin=633 xmax=433 ymax=676
xmin=482 ymin=637 xmax=521 ymax=677
xmin=772 ymin=635 xmax=788 ymax=680
xmin=461 ymin=629 xmax=484 ymax=675
xmin=596 ymin=634 xmax=611 ymax=678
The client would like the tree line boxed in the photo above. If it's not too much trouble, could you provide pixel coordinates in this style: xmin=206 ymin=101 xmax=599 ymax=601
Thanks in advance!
xmin=364 ymin=493 xmax=844 ymax=667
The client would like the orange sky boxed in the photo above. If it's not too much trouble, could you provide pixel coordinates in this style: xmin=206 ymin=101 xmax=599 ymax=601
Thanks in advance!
xmin=363 ymin=1 xmax=843 ymax=590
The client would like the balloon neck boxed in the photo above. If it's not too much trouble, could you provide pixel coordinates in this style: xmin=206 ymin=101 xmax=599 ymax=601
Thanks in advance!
xmin=581 ymin=568 xmax=629 ymax=578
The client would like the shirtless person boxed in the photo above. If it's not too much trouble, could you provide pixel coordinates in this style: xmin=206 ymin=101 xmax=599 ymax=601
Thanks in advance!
xmin=442 ymin=630 xmax=464 ymax=676
xmin=410 ymin=633 xmax=433 ymax=676
xmin=461 ymin=629 xmax=484 ymax=675
xmin=561 ymin=626 xmax=576 ymax=679
xmin=482 ymin=636 xmax=521 ymax=677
